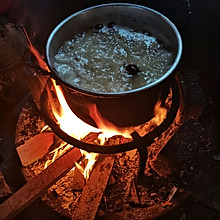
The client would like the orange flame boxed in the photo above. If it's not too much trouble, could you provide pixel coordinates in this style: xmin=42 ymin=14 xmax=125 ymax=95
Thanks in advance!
xmin=50 ymin=79 xmax=132 ymax=143
xmin=88 ymin=103 xmax=132 ymax=141
xmin=152 ymin=101 xmax=167 ymax=126
xmin=48 ymin=79 xmax=133 ymax=179
xmin=50 ymin=79 xmax=101 ymax=140
xmin=23 ymin=28 xmax=99 ymax=178
xmin=134 ymin=100 xmax=167 ymax=137
xmin=23 ymin=27 xmax=50 ymax=72
xmin=44 ymin=143 xmax=73 ymax=169
xmin=75 ymin=151 xmax=98 ymax=180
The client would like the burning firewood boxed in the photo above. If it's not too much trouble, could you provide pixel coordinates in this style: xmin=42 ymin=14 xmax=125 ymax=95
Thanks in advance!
xmin=0 ymin=147 xmax=81 ymax=220
xmin=71 ymin=132 xmax=101 ymax=191
xmin=72 ymin=135 xmax=133 ymax=220
xmin=72 ymin=154 xmax=115 ymax=220
xmin=81 ymin=132 xmax=101 ymax=143
xmin=16 ymin=132 xmax=54 ymax=166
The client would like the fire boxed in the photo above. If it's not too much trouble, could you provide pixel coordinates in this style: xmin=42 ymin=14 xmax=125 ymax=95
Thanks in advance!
xmin=50 ymin=79 xmax=132 ymax=143
xmin=152 ymin=101 xmax=167 ymax=126
xmin=44 ymin=143 xmax=73 ymax=169
xmin=50 ymin=80 xmax=101 ymax=140
xmin=48 ymin=79 xmax=132 ymax=179
xmin=88 ymin=103 xmax=132 ymax=140
xmin=75 ymin=151 xmax=98 ymax=180
xmin=134 ymin=100 xmax=168 ymax=137
xmin=48 ymin=81 xmax=168 ymax=178
xmin=23 ymin=27 xmax=50 ymax=72
xmin=47 ymin=78 xmax=137 ymax=179
xmin=23 ymin=29 xmax=100 ymax=179
xmin=25 ymin=29 xmax=168 ymax=180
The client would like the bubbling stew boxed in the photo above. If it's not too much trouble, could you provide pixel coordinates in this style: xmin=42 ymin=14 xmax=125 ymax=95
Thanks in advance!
xmin=54 ymin=23 xmax=174 ymax=93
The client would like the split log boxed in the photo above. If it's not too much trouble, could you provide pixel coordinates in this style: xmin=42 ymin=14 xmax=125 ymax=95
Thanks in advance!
xmin=72 ymin=154 xmax=115 ymax=220
xmin=16 ymin=132 xmax=54 ymax=166
xmin=0 ymin=147 xmax=81 ymax=220
xmin=72 ymin=135 xmax=128 ymax=219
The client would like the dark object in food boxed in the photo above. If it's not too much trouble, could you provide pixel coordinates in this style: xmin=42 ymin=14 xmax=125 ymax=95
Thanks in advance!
xmin=126 ymin=64 xmax=140 ymax=76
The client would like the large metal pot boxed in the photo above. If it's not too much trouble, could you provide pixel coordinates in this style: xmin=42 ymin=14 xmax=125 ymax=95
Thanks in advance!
xmin=46 ymin=3 xmax=182 ymax=127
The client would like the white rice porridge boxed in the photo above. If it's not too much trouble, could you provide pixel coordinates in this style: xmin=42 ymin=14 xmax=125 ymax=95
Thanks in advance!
xmin=54 ymin=24 xmax=174 ymax=93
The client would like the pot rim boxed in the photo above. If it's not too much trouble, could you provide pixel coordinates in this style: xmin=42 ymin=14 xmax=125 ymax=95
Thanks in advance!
xmin=46 ymin=3 xmax=182 ymax=97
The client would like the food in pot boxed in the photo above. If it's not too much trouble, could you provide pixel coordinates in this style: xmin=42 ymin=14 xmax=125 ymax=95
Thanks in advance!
xmin=54 ymin=23 xmax=174 ymax=93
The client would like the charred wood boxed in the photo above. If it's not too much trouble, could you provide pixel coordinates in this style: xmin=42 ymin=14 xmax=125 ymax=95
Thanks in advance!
xmin=72 ymin=154 xmax=115 ymax=220
xmin=0 ymin=148 xmax=81 ymax=220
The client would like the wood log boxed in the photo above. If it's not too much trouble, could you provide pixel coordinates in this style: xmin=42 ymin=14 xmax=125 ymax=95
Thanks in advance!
xmin=72 ymin=167 xmax=85 ymax=191
xmin=0 ymin=148 xmax=81 ymax=220
xmin=72 ymin=154 xmax=115 ymax=220
xmin=72 ymin=135 xmax=129 ymax=219
xmin=16 ymin=132 xmax=54 ymax=166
